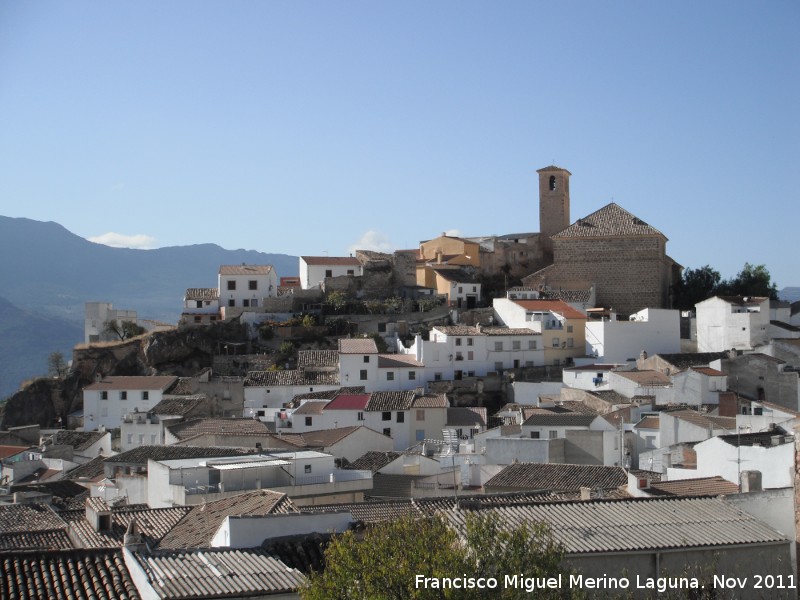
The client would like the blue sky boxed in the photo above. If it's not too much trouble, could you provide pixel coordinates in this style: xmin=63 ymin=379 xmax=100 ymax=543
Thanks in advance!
xmin=0 ymin=1 xmax=797 ymax=287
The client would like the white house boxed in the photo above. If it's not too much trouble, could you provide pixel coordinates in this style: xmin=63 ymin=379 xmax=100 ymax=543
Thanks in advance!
xmin=659 ymin=409 xmax=736 ymax=447
xmin=696 ymin=296 xmax=770 ymax=352
xmin=84 ymin=302 xmax=138 ymax=344
xmin=299 ymin=256 xmax=362 ymax=290
xmin=562 ymin=363 xmax=624 ymax=390
xmin=82 ymin=376 xmax=178 ymax=431
xmin=583 ymin=308 xmax=680 ymax=363
xmin=607 ymin=369 xmax=673 ymax=404
xmin=671 ymin=367 xmax=728 ymax=407
xmin=147 ymin=450 xmax=373 ymax=508
xmin=364 ymin=391 xmax=449 ymax=451
xmin=180 ymin=288 xmax=220 ymax=327
xmin=243 ymin=371 xmax=340 ymax=418
xmin=218 ymin=264 xmax=278 ymax=310
xmin=668 ymin=427 xmax=795 ymax=489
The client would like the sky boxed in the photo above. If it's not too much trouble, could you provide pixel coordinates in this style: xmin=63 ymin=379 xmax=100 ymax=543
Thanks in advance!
xmin=0 ymin=1 xmax=797 ymax=287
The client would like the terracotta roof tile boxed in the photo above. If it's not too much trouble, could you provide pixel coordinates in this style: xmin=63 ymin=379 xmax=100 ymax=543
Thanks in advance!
xmin=244 ymin=370 xmax=339 ymax=386
xmin=219 ymin=264 xmax=274 ymax=275
xmin=292 ymin=400 xmax=329 ymax=415
xmin=167 ymin=418 xmax=272 ymax=440
xmin=47 ymin=430 xmax=107 ymax=451
xmin=325 ymin=393 xmax=370 ymax=410
xmin=485 ymin=463 xmax=628 ymax=492
xmin=84 ymin=376 xmax=178 ymax=392
xmin=344 ymin=451 xmax=403 ymax=473
xmin=365 ymin=391 xmax=417 ymax=411
xmin=0 ymin=529 xmax=74 ymax=551
xmin=447 ymin=407 xmax=487 ymax=427
xmin=301 ymin=256 xmax=361 ymax=266
xmin=158 ymin=490 xmax=298 ymax=549
xmin=646 ymin=476 xmax=739 ymax=497
xmin=105 ymin=445 xmax=254 ymax=466
xmin=614 ymin=370 xmax=672 ymax=386
xmin=413 ymin=394 xmax=449 ymax=408
xmin=301 ymin=426 xmax=369 ymax=448
xmin=0 ymin=504 xmax=66 ymax=533
xmin=60 ymin=505 xmax=191 ymax=549
xmin=554 ymin=202 xmax=666 ymax=239
xmin=184 ymin=287 xmax=219 ymax=300
xmin=338 ymin=338 xmax=379 ymax=354
xmin=297 ymin=349 xmax=339 ymax=368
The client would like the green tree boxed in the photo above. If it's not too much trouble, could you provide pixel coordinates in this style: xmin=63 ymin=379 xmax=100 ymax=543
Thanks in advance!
xmin=327 ymin=290 xmax=347 ymax=312
xmin=302 ymin=314 xmax=316 ymax=328
xmin=369 ymin=332 xmax=388 ymax=353
xmin=718 ymin=263 xmax=779 ymax=300
xmin=301 ymin=513 xmax=579 ymax=600
xmin=673 ymin=265 xmax=721 ymax=311
xmin=103 ymin=319 xmax=146 ymax=341
xmin=47 ymin=351 xmax=68 ymax=378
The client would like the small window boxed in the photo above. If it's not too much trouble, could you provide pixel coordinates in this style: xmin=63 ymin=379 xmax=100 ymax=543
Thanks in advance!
xmin=142 ymin=391 xmax=149 ymax=400
xmin=196 ymin=301 xmax=203 ymax=308
xmin=382 ymin=412 xmax=391 ymax=421
xmin=347 ymin=269 xmax=354 ymax=276
xmin=210 ymin=316 xmax=217 ymax=321
xmin=472 ymin=286 xmax=476 ymax=292
xmin=416 ymin=429 xmax=425 ymax=441
xmin=228 ymin=299 xmax=235 ymax=307
xmin=467 ymin=351 xmax=474 ymax=360
xmin=456 ymin=338 xmax=462 ymax=346
xmin=552 ymin=337 xmax=560 ymax=348
xmin=251 ymin=299 xmax=258 ymax=307
xmin=549 ymin=175 xmax=556 ymax=191
xmin=360 ymin=370 xmax=367 ymax=380
xmin=467 ymin=338 xmax=473 ymax=346
xmin=120 ymin=391 xmax=127 ymax=400
xmin=530 ymin=431 xmax=540 ymax=439
xmin=383 ymin=428 xmax=391 ymax=437
xmin=101 ymin=391 xmax=108 ymax=400
xmin=434 ymin=372 xmax=442 ymax=381
xmin=455 ymin=352 xmax=463 ymax=361
xmin=243 ymin=299 xmax=250 ymax=307
xmin=567 ymin=325 xmax=573 ymax=333
xmin=357 ymin=411 xmax=364 ymax=421
xmin=408 ymin=371 xmax=416 ymax=380
xmin=529 ymin=340 xmax=537 ymax=350
xmin=458 ymin=287 xmax=463 ymax=293
xmin=249 ymin=280 xmax=257 ymax=290
xmin=387 ymin=372 xmax=395 ymax=381
xmin=494 ymin=361 xmax=503 ymax=371
xmin=227 ymin=280 xmax=236 ymax=290
xmin=567 ymin=338 xmax=574 ymax=348
xmin=304 ymin=464 xmax=312 ymax=474
xmin=396 ymin=412 xmax=404 ymax=423
xmin=494 ymin=341 xmax=503 ymax=351
xmin=416 ymin=410 xmax=425 ymax=421
xmin=512 ymin=341 xmax=521 ymax=350
xmin=549 ymin=430 xmax=558 ymax=439
xmin=194 ymin=315 xmax=202 ymax=323
xmin=363 ymin=356 xmax=370 ymax=363
xmin=325 ymin=269 xmax=333 ymax=278
xmin=525 ymin=361 xmax=534 ymax=367
xmin=305 ymin=416 xmax=312 ymax=426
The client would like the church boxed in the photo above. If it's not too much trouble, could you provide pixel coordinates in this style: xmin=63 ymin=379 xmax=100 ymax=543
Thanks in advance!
xmin=522 ymin=165 xmax=682 ymax=317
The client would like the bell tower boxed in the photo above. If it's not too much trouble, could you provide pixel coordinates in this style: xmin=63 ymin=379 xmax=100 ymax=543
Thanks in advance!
xmin=537 ymin=165 xmax=571 ymax=254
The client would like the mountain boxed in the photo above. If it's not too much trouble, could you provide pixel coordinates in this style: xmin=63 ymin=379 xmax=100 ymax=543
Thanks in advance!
xmin=0 ymin=216 xmax=298 ymax=323
xmin=779 ymin=287 xmax=800 ymax=303
xmin=0 ymin=295 xmax=83 ymax=399
xmin=0 ymin=215 xmax=298 ymax=398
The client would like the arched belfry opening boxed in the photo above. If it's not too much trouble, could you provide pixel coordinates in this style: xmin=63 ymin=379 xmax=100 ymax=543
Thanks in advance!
xmin=549 ymin=175 xmax=557 ymax=191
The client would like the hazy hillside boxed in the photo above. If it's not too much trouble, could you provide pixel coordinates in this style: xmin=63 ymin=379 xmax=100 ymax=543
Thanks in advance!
xmin=0 ymin=215 xmax=298 ymax=398
xmin=779 ymin=287 xmax=800 ymax=303
xmin=0 ymin=295 xmax=83 ymax=399
xmin=0 ymin=215 xmax=298 ymax=323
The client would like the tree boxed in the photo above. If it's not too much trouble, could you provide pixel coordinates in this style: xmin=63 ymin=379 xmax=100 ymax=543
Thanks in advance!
xmin=326 ymin=290 xmax=347 ymax=312
xmin=47 ymin=351 xmax=68 ymax=378
xmin=369 ymin=332 xmax=388 ymax=353
xmin=300 ymin=513 xmax=580 ymax=600
xmin=673 ymin=265 xmax=721 ymax=311
xmin=302 ymin=314 xmax=316 ymax=328
xmin=718 ymin=263 xmax=779 ymax=300
xmin=103 ymin=319 xmax=146 ymax=341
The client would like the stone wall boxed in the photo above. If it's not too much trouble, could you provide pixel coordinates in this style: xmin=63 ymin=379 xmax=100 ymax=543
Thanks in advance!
xmin=527 ymin=235 xmax=671 ymax=316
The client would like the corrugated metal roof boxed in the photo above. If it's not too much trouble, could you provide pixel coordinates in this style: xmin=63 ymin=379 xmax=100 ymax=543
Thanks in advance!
xmin=443 ymin=496 xmax=788 ymax=554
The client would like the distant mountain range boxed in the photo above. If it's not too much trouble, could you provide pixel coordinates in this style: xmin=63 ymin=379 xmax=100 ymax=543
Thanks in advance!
xmin=0 ymin=215 xmax=298 ymax=399
xmin=779 ymin=287 xmax=800 ymax=303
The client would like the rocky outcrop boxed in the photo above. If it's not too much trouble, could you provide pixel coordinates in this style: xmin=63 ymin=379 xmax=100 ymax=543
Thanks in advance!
xmin=0 ymin=320 xmax=250 ymax=430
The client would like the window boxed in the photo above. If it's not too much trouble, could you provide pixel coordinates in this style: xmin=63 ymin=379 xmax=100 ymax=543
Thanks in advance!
xmin=347 ymin=269 xmax=354 ymax=276
xmin=196 ymin=301 xmax=203 ymax=308
xmin=210 ymin=316 xmax=217 ymax=321
xmin=434 ymin=372 xmax=442 ymax=381
xmin=467 ymin=351 xmax=474 ymax=360
xmin=455 ymin=352 xmax=463 ymax=361
xmin=325 ymin=269 xmax=333 ymax=278
xmin=549 ymin=430 xmax=558 ymax=439
xmin=194 ymin=316 xmax=202 ymax=323
xmin=127 ymin=434 xmax=133 ymax=444
xmin=357 ymin=411 xmax=364 ymax=421
xmin=243 ymin=299 xmax=250 ymax=307
xmin=305 ymin=417 xmax=312 ymax=426
xmin=251 ymin=299 xmax=258 ymax=307
xmin=552 ymin=337 xmax=560 ymax=348
xmin=416 ymin=429 xmax=425 ymax=441
xmin=249 ymin=280 xmax=257 ymax=290
xmin=530 ymin=431 xmax=540 ymax=439
xmin=467 ymin=338 xmax=473 ymax=346
xmin=458 ymin=287 xmax=463 ymax=293
xmin=142 ymin=391 xmax=149 ymax=400
xmin=512 ymin=341 xmax=521 ymax=350
xmin=227 ymin=280 xmax=236 ymax=290
xmin=456 ymin=338 xmax=462 ymax=346
xmin=408 ymin=371 xmax=416 ymax=380
xmin=360 ymin=369 xmax=368 ymax=380
xmin=383 ymin=428 xmax=391 ymax=437
xmin=363 ymin=356 xmax=370 ymax=363
xmin=567 ymin=325 xmax=573 ymax=333
xmin=494 ymin=341 xmax=503 ymax=351
xmin=387 ymin=372 xmax=395 ymax=381
xmin=549 ymin=175 xmax=556 ymax=191
xmin=304 ymin=464 xmax=312 ymax=474
xmin=396 ymin=412 xmax=404 ymax=423
xmin=529 ymin=340 xmax=537 ymax=350
xmin=228 ymin=299 xmax=235 ymax=307
xmin=120 ymin=391 xmax=127 ymax=400
xmin=567 ymin=338 xmax=574 ymax=348
xmin=382 ymin=412 xmax=391 ymax=421
xmin=416 ymin=410 xmax=425 ymax=421
xmin=472 ymin=286 xmax=476 ymax=292
xmin=101 ymin=391 xmax=108 ymax=400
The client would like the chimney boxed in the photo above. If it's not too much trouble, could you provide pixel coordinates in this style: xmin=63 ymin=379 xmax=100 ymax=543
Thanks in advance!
xmin=579 ymin=486 xmax=591 ymax=500
xmin=740 ymin=470 xmax=762 ymax=493
xmin=123 ymin=518 xmax=147 ymax=552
